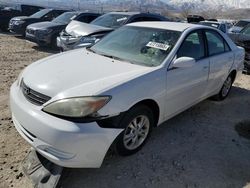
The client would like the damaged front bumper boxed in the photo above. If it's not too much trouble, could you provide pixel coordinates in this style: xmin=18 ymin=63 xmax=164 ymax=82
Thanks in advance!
xmin=10 ymin=82 xmax=123 ymax=168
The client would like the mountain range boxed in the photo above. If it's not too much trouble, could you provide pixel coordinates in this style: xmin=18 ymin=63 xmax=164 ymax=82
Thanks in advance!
xmin=0 ymin=0 xmax=250 ymax=9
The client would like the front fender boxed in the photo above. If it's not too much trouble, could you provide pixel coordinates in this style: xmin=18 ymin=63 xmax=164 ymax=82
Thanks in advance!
xmin=98 ymin=68 xmax=167 ymax=124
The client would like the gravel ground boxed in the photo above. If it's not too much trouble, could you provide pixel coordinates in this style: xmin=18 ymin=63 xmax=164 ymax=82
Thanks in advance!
xmin=0 ymin=33 xmax=250 ymax=188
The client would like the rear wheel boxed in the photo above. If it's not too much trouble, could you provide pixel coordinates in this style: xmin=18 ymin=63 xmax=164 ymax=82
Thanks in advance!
xmin=115 ymin=105 xmax=154 ymax=156
xmin=212 ymin=74 xmax=233 ymax=101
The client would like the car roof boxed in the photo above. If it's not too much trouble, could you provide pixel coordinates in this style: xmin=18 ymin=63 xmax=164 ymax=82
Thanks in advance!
xmin=240 ymin=19 xmax=250 ymax=22
xmin=43 ymin=8 xmax=68 ymax=11
xmin=127 ymin=21 xmax=201 ymax=32
xmin=106 ymin=12 xmax=141 ymax=16
xmin=200 ymin=21 xmax=223 ymax=25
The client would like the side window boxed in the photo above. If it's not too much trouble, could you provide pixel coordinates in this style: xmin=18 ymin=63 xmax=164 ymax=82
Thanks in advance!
xmin=205 ymin=30 xmax=230 ymax=56
xmin=52 ymin=11 xmax=62 ymax=19
xmin=177 ymin=31 xmax=205 ymax=60
xmin=89 ymin=15 xmax=99 ymax=22
xmin=77 ymin=15 xmax=97 ymax=23
xmin=43 ymin=12 xmax=54 ymax=20
xmin=130 ymin=17 xmax=144 ymax=23
xmin=77 ymin=16 xmax=89 ymax=23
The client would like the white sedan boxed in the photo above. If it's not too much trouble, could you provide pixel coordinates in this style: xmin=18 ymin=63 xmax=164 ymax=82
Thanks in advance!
xmin=10 ymin=22 xmax=244 ymax=168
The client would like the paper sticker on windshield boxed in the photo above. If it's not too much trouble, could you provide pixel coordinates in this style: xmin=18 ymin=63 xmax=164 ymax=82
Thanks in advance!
xmin=117 ymin=17 xmax=127 ymax=22
xmin=146 ymin=42 xmax=170 ymax=51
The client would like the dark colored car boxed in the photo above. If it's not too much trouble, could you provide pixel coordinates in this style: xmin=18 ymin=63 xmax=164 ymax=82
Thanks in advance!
xmin=25 ymin=12 xmax=100 ymax=47
xmin=187 ymin=15 xmax=205 ymax=23
xmin=9 ymin=8 xmax=67 ymax=36
xmin=58 ymin=12 xmax=168 ymax=51
xmin=229 ymin=24 xmax=250 ymax=72
xmin=0 ymin=4 xmax=43 ymax=31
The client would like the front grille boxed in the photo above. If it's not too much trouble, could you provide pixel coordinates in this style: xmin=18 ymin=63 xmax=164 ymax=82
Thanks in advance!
xmin=21 ymin=80 xmax=51 ymax=106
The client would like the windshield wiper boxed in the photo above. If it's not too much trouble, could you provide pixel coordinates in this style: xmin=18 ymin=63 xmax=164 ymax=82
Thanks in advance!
xmin=86 ymin=47 xmax=96 ymax=54
xmin=98 ymin=53 xmax=125 ymax=62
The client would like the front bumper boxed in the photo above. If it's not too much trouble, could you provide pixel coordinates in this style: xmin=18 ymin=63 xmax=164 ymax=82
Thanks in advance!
xmin=9 ymin=24 xmax=25 ymax=35
xmin=10 ymin=81 xmax=123 ymax=168
xmin=57 ymin=37 xmax=92 ymax=51
xmin=26 ymin=32 xmax=52 ymax=46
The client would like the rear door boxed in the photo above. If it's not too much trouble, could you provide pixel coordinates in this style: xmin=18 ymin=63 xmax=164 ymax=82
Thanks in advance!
xmin=204 ymin=29 xmax=234 ymax=94
xmin=165 ymin=30 xmax=209 ymax=118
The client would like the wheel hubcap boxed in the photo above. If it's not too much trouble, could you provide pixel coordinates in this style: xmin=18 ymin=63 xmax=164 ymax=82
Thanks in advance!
xmin=123 ymin=115 xmax=150 ymax=150
xmin=222 ymin=77 xmax=232 ymax=97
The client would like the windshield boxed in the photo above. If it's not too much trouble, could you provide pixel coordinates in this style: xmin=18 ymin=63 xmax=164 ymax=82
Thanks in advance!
xmin=90 ymin=26 xmax=181 ymax=67
xmin=235 ymin=21 xmax=250 ymax=28
xmin=241 ymin=25 xmax=250 ymax=35
xmin=30 ymin=9 xmax=50 ymax=18
xmin=200 ymin=22 xmax=220 ymax=29
xmin=90 ymin=13 xmax=130 ymax=29
xmin=52 ymin=12 xmax=77 ymax=24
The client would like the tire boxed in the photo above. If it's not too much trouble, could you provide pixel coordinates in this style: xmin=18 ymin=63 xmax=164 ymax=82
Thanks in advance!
xmin=212 ymin=74 xmax=233 ymax=101
xmin=115 ymin=105 xmax=154 ymax=156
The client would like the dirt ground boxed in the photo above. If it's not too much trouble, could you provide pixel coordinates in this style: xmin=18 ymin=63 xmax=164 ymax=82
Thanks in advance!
xmin=0 ymin=33 xmax=250 ymax=188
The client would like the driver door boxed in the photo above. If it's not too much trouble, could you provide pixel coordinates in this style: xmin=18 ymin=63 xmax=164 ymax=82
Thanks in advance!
xmin=165 ymin=30 xmax=209 ymax=118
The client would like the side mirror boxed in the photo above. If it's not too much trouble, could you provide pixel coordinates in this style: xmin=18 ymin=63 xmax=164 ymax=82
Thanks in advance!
xmin=173 ymin=57 xmax=196 ymax=68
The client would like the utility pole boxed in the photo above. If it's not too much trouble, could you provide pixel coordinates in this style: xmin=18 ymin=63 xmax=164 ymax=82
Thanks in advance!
xmin=78 ymin=0 xmax=80 ymax=10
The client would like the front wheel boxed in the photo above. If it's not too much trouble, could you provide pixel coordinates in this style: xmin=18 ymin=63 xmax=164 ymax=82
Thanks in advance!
xmin=115 ymin=105 xmax=154 ymax=156
xmin=212 ymin=74 xmax=233 ymax=101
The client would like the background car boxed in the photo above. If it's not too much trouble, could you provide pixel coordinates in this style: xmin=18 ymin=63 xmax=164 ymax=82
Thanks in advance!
xmin=9 ymin=8 xmax=67 ymax=36
xmin=229 ymin=19 xmax=250 ymax=33
xmin=187 ymin=15 xmax=205 ymax=23
xmin=57 ymin=12 xmax=168 ymax=51
xmin=229 ymin=24 xmax=250 ymax=72
xmin=199 ymin=21 xmax=228 ymax=33
xmin=10 ymin=22 xmax=244 ymax=168
xmin=25 ymin=12 xmax=100 ymax=48
xmin=0 ymin=4 xmax=43 ymax=31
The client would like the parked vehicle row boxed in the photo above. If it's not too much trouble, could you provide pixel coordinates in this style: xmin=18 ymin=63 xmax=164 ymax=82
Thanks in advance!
xmin=9 ymin=8 xmax=67 ymax=36
xmin=229 ymin=24 xmax=250 ymax=72
xmin=10 ymin=21 xmax=245 ymax=168
xmin=0 ymin=4 xmax=43 ymax=31
xmin=195 ymin=18 xmax=250 ymax=72
xmin=26 ymin=12 xmax=100 ymax=47
xmin=57 ymin=12 xmax=168 ymax=51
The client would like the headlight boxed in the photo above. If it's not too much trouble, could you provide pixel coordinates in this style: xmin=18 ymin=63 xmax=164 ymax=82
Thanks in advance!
xmin=17 ymin=70 xmax=24 ymax=86
xmin=43 ymin=96 xmax=111 ymax=118
xmin=15 ymin=21 xmax=25 ymax=25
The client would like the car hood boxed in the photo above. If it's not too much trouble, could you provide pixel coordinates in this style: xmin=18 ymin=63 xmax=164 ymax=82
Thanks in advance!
xmin=65 ymin=20 xmax=113 ymax=37
xmin=12 ymin=16 xmax=40 ymax=22
xmin=28 ymin=21 xmax=65 ymax=29
xmin=22 ymin=49 xmax=153 ymax=99
xmin=11 ymin=16 xmax=28 ymax=20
